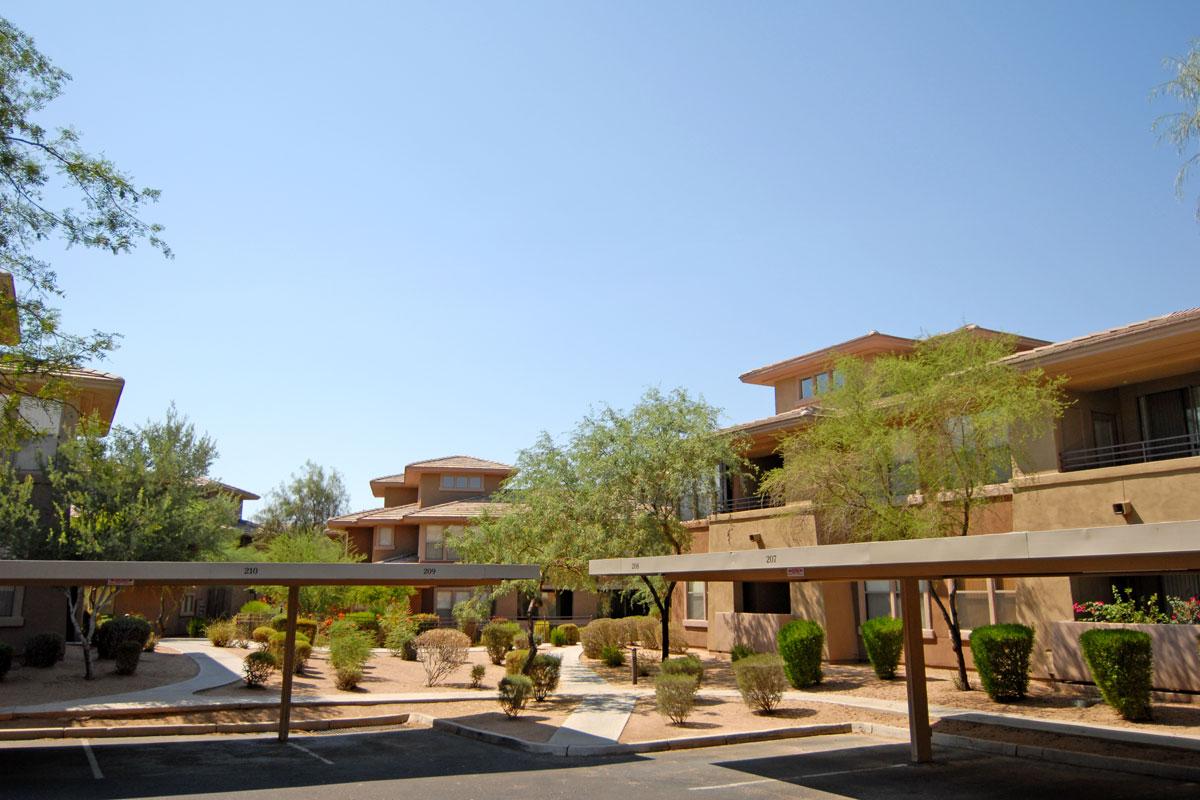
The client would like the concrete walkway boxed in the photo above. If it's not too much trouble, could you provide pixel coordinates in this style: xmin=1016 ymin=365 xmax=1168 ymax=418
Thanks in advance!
xmin=548 ymin=646 xmax=637 ymax=746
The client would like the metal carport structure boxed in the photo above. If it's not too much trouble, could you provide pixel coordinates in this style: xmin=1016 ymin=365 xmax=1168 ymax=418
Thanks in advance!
xmin=0 ymin=560 xmax=539 ymax=742
xmin=589 ymin=519 xmax=1200 ymax=763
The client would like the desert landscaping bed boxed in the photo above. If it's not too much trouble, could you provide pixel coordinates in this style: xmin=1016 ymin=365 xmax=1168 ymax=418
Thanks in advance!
xmin=0 ymin=644 xmax=199 ymax=708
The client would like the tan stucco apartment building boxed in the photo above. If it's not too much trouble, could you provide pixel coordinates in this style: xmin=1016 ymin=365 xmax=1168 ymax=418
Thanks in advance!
xmin=671 ymin=308 xmax=1200 ymax=682
xmin=328 ymin=456 xmax=600 ymax=624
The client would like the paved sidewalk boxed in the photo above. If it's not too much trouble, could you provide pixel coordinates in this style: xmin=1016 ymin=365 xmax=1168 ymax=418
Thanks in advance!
xmin=548 ymin=646 xmax=636 ymax=746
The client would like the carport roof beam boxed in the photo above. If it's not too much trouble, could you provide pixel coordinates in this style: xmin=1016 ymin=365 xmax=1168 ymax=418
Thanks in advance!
xmin=0 ymin=561 xmax=540 ymax=587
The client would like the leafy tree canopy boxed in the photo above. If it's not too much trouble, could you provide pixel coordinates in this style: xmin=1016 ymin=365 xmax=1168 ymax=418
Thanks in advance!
xmin=254 ymin=460 xmax=349 ymax=537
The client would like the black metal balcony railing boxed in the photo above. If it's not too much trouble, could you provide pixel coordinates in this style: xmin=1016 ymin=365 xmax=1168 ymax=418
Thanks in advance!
xmin=716 ymin=493 xmax=784 ymax=514
xmin=1059 ymin=432 xmax=1200 ymax=472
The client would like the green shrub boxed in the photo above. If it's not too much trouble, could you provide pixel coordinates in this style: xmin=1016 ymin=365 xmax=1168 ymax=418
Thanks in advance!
xmin=24 ymin=633 xmax=63 ymax=668
xmin=1080 ymin=628 xmax=1153 ymax=721
xmin=330 ymin=628 xmax=374 ymax=672
xmin=186 ymin=617 xmax=207 ymax=638
xmin=660 ymin=655 xmax=704 ymax=687
xmin=252 ymin=625 xmax=275 ymax=645
xmin=631 ymin=616 xmax=658 ymax=647
xmin=600 ymin=644 xmax=625 ymax=667
xmin=733 ymin=654 xmax=788 ymax=713
xmin=335 ymin=666 xmax=364 ymax=690
xmin=505 ymin=648 xmax=529 ymax=675
xmin=499 ymin=674 xmax=533 ymax=717
xmin=777 ymin=619 xmax=824 ymax=688
xmin=239 ymin=600 xmax=274 ymax=615
xmin=114 ymin=640 xmax=142 ymax=675
xmin=482 ymin=621 xmax=522 ymax=665
xmin=205 ymin=619 xmax=237 ymax=647
xmin=581 ymin=618 xmax=624 ymax=659
xmin=970 ymin=624 xmax=1034 ymax=701
xmin=549 ymin=627 xmax=568 ymax=646
xmin=513 ymin=630 xmax=530 ymax=650
xmin=533 ymin=620 xmax=551 ymax=644
xmin=529 ymin=653 xmax=562 ymax=701
xmin=143 ymin=633 xmax=158 ymax=653
xmin=243 ymin=650 xmax=277 ymax=687
xmin=730 ymin=644 xmax=756 ymax=662
xmin=382 ymin=613 xmax=417 ymax=657
xmin=346 ymin=611 xmax=383 ymax=645
xmin=860 ymin=616 xmax=905 ymax=680
xmin=402 ymin=614 xmax=441 ymax=659
xmin=558 ymin=623 xmax=580 ymax=645
xmin=96 ymin=615 xmax=152 ymax=660
xmin=655 ymin=673 xmax=698 ymax=724
xmin=414 ymin=628 xmax=470 ymax=687
xmin=470 ymin=663 xmax=486 ymax=689
xmin=269 ymin=615 xmax=319 ymax=642
xmin=294 ymin=640 xmax=313 ymax=674
xmin=0 ymin=642 xmax=12 ymax=680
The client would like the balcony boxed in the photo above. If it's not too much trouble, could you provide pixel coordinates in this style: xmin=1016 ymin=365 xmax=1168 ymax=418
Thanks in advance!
xmin=716 ymin=493 xmax=784 ymax=514
xmin=1059 ymin=433 xmax=1200 ymax=473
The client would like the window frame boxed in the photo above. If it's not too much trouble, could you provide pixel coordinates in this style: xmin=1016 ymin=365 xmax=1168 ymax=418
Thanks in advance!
xmin=949 ymin=578 xmax=1016 ymax=635
xmin=376 ymin=526 xmax=395 ymax=549
xmin=424 ymin=524 xmax=462 ymax=562
xmin=179 ymin=591 xmax=197 ymax=618
xmin=439 ymin=474 xmax=483 ymax=492
xmin=685 ymin=581 xmax=707 ymax=623
xmin=858 ymin=580 xmax=932 ymax=635
xmin=0 ymin=586 xmax=24 ymax=627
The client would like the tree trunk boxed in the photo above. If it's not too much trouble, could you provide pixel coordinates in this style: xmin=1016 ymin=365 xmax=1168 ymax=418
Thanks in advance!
xmin=639 ymin=576 xmax=676 ymax=661
xmin=520 ymin=592 xmax=540 ymax=675
xmin=930 ymin=580 xmax=971 ymax=690
xmin=64 ymin=586 xmax=96 ymax=680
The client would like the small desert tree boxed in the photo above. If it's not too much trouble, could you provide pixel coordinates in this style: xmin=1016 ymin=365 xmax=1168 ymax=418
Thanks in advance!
xmin=762 ymin=330 xmax=1065 ymax=690
xmin=1155 ymin=39 xmax=1200 ymax=220
xmin=254 ymin=461 xmax=350 ymax=539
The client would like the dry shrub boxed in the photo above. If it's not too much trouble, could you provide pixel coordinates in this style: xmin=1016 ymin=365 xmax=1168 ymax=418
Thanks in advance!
xmin=415 ymin=628 xmax=471 ymax=686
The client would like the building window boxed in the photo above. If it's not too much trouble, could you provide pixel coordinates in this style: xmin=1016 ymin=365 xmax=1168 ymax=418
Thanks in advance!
xmin=816 ymin=372 xmax=830 ymax=394
xmin=800 ymin=377 xmax=814 ymax=400
xmin=736 ymin=581 xmax=790 ymax=614
xmin=435 ymin=588 xmax=474 ymax=618
xmin=685 ymin=582 xmax=706 ymax=621
xmin=440 ymin=474 xmax=483 ymax=491
xmin=377 ymin=526 xmax=394 ymax=548
xmin=0 ymin=586 xmax=24 ymax=627
xmin=953 ymin=578 xmax=1015 ymax=632
xmin=180 ymin=592 xmax=196 ymax=617
xmin=425 ymin=524 xmax=463 ymax=561
xmin=860 ymin=580 xmax=931 ymax=629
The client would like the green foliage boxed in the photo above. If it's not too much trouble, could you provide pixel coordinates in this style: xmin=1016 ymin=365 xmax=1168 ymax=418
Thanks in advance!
xmin=383 ymin=612 xmax=418 ymax=658
xmin=0 ymin=642 xmax=12 ymax=679
xmin=733 ymin=654 xmax=788 ymax=713
xmin=239 ymin=600 xmax=274 ymax=615
xmin=860 ymin=616 xmax=905 ymax=680
xmin=777 ymin=619 xmax=824 ymax=688
xmin=0 ymin=17 xmax=169 ymax=456
xmin=470 ymin=663 xmax=486 ymax=689
xmin=581 ymin=618 xmax=624 ymax=659
xmin=113 ymin=640 xmax=142 ymax=675
xmin=253 ymin=530 xmax=361 ymax=617
xmin=1074 ymin=587 xmax=1170 ymax=624
xmin=254 ymin=461 xmax=350 ymax=537
xmin=970 ymin=624 xmax=1034 ymax=701
xmin=660 ymin=655 xmax=704 ymax=686
xmin=1154 ymin=41 xmax=1200 ymax=219
xmin=730 ymin=644 xmax=756 ymax=662
xmin=655 ymin=673 xmax=698 ymax=724
xmin=335 ymin=666 xmax=364 ymax=691
xmin=533 ymin=619 xmax=551 ymax=644
xmin=600 ymin=644 xmax=626 ymax=667
xmin=505 ymin=648 xmax=529 ymax=675
xmin=330 ymin=628 xmax=374 ymax=672
xmin=96 ymin=615 xmax=152 ymax=660
xmin=528 ymin=653 xmax=562 ymax=701
xmin=549 ymin=627 xmax=568 ymax=646
xmin=498 ymin=674 xmax=533 ymax=717
xmin=402 ymin=614 xmax=441 ymax=660
xmin=345 ymin=611 xmax=383 ymax=645
xmin=243 ymin=650 xmax=276 ymax=687
xmin=205 ymin=620 xmax=237 ymax=647
xmin=24 ymin=633 xmax=62 ymax=668
xmin=452 ymin=596 xmax=489 ymax=639
xmin=186 ymin=617 xmax=207 ymax=638
xmin=252 ymin=626 xmax=274 ymax=644
xmin=1080 ymin=628 xmax=1153 ymax=721
xmin=556 ymin=623 xmax=580 ymax=645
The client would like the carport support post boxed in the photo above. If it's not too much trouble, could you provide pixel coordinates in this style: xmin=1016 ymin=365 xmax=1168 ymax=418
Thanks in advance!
xmin=278 ymin=585 xmax=300 ymax=743
xmin=900 ymin=578 xmax=932 ymax=763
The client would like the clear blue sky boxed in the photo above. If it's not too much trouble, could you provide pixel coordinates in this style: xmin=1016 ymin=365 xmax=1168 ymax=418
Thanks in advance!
xmin=6 ymin=3 xmax=1199 ymax=514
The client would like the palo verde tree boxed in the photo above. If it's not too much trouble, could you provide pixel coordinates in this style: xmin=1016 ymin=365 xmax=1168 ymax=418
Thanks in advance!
xmin=0 ymin=17 xmax=169 ymax=451
xmin=253 ymin=460 xmax=350 ymax=540
xmin=461 ymin=388 xmax=747 ymax=662
xmin=1155 ymin=39 xmax=1200 ymax=220
xmin=28 ymin=409 xmax=238 ymax=679
xmin=762 ymin=329 xmax=1066 ymax=690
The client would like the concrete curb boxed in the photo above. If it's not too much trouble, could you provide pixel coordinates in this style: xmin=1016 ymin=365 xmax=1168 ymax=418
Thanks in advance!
xmin=0 ymin=713 xmax=413 ymax=741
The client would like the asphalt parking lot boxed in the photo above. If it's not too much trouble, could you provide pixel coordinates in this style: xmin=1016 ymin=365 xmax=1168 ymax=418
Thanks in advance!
xmin=1 ymin=727 xmax=1194 ymax=800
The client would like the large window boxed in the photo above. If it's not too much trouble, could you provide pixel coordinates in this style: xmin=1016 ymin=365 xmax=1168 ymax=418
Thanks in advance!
xmin=685 ymin=582 xmax=706 ymax=621
xmin=440 ymin=474 xmax=483 ymax=491
xmin=861 ymin=580 xmax=931 ymax=629
xmin=435 ymin=588 xmax=475 ymax=618
xmin=737 ymin=581 xmax=790 ymax=614
xmin=425 ymin=524 xmax=463 ymax=561
xmin=0 ymin=586 xmax=22 ymax=626
xmin=376 ymin=526 xmax=394 ymax=549
xmin=953 ymin=578 xmax=1016 ymax=631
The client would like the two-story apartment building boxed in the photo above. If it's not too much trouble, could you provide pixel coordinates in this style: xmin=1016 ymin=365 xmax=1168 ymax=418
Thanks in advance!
xmin=328 ymin=455 xmax=599 ymax=624
xmin=672 ymin=308 xmax=1200 ymax=683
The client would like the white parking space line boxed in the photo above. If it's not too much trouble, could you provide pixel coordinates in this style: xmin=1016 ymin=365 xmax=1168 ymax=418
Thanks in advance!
xmin=79 ymin=739 xmax=103 ymax=780
xmin=688 ymin=762 xmax=906 ymax=791
xmin=288 ymin=741 xmax=334 ymax=765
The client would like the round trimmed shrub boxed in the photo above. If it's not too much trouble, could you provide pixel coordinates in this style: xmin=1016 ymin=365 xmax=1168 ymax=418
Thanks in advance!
xmin=580 ymin=618 xmax=623 ymax=659
xmin=860 ymin=616 xmax=904 ymax=680
xmin=733 ymin=654 xmax=788 ymax=713
xmin=335 ymin=666 xmax=364 ymax=691
xmin=96 ymin=615 xmax=152 ymax=660
xmin=777 ymin=619 xmax=824 ymax=688
xmin=239 ymin=600 xmax=273 ymax=615
xmin=600 ymin=644 xmax=625 ymax=667
xmin=549 ymin=627 xmax=568 ymax=646
xmin=269 ymin=615 xmax=319 ymax=642
xmin=252 ymin=625 xmax=274 ymax=645
xmin=0 ymin=642 xmax=12 ymax=680
xmin=482 ymin=621 xmax=521 ymax=665
xmin=499 ymin=674 xmax=533 ymax=717
xmin=243 ymin=650 xmax=277 ymax=687
xmin=402 ymin=614 xmax=441 ymax=660
xmin=114 ymin=640 xmax=142 ymax=675
xmin=660 ymin=655 xmax=704 ymax=687
xmin=970 ymin=623 xmax=1034 ymax=701
xmin=1080 ymin=628 xmax=1153 ymax=721
xmin=655 ymin=673 xmax=698 ymax=724
xmin=24 ymin=633 xmax=63 ymax=668
xmin=414 ymin=628 xmax=471 ymax=687
xmin=505 ymin=648 xmax=529 ymax=675
xmin=529 ymin=653 xmax=561 ymax=701
xmin=469 ymin=663 xmax=486 ymax=689
xmin=205 ymin=619 xmax=237 ymax=647
xmin=557 ymin=623 xmax=580 ymax=645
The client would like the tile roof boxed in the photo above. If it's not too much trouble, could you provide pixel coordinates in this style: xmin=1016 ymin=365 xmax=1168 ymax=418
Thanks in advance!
xmin=405 ymin=455 xmax=514 ymax=472
xmin=722 ymin=405 xmax=820 ymax=436
xmin=196 ymin=477 xmax=260 ymax=501
xmin=327 ymin=503 xmax=420 ymax=526
xmin=402 ymin=499 xmax=509 ymax=521
xmin=327 ymin=498 xmax=505 ymax=527
xmin=1004 ymin=307 xmax=1200 ymax=366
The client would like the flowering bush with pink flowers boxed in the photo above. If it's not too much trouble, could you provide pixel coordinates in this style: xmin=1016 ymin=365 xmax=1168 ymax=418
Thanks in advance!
xmin=1073 ymin=586 xmax=1200 ymax=624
